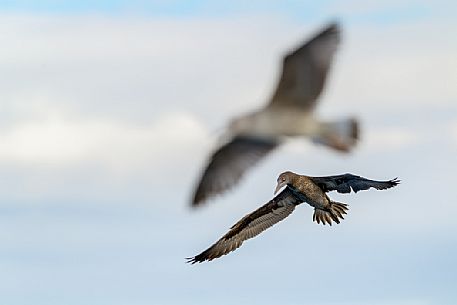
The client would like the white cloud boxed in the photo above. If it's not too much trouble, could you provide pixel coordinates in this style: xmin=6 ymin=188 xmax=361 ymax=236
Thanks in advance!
xmin=0 ymin=13 xmax=298 ymax=128
xmin=362 ymin=127 xmax=419 ymax=152
xmin=321 ymin=21 xmax=457 ymax=116
xmin=0 ymin=111 xmax=209 ymax=170
xmin=451 ymin=121 xmax=457 ymax=147
xmin=2 ymin=13 xmax=454 ymax=128
xmin=0 ymin=13 xmax=454 ymax=156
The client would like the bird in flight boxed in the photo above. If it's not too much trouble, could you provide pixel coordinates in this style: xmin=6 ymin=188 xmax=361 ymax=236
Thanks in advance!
xmin=191 ymin=22 xmax=359 ymax=207
xmin=187 ymin=171 xmax=399 ymax=263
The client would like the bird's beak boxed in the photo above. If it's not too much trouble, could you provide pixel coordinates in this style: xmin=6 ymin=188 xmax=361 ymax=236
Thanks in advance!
xmin=274 ymin=182 xmax=285 ymax=195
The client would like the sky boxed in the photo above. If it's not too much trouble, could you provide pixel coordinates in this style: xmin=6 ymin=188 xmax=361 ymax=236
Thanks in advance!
xmin=0 ymin=1 xmax=456 ymax=305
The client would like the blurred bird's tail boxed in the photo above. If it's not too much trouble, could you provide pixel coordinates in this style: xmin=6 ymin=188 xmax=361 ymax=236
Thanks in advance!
xmin=313 ymin=117 xmax=359 ymax=152
xmin=313 ymin=201 xmax=348 ymax=226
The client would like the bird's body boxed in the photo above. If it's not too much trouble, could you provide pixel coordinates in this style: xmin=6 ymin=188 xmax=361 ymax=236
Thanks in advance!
xmin=188 ymin=171 xmax=399 ymax=263
xmin=229 ymin=108 xmax=319 ymax=138
xmin=191 ymin=22 xmax=359 ymax=207
xmin=278 ymin=172 xmax=349 ymax=224
xmin=287 ymin=175 xmax=329 ymax=210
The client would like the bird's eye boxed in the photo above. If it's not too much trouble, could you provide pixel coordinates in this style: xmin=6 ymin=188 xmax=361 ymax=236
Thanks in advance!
xmin=282 ymin=177 xmax=286 ymax=182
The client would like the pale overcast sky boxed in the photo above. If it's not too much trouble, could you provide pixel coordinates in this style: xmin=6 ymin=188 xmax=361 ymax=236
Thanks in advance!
xmin=0 ymin=1 xmax=456 ymax=305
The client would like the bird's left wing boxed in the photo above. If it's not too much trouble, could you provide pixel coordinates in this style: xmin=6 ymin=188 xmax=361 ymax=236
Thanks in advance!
xmin=309 ymin=173 xmax=400 ymax=194
xmin=187 ymin=188 xmax=301 ymax=263
xmin=191 ymin=136 xmax=278 ymax=207
xmin=268 ymin=22 xmax=340 ymax=110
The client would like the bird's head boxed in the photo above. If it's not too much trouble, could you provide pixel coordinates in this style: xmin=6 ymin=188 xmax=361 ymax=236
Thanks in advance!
xmin=228 ymin=113 xmax=257 ymax=134
xmin=274 ymin=171 xmax=296 ymax=195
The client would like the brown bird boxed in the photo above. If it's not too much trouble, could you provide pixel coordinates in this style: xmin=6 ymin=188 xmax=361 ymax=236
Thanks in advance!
xmin=192 ymin=22 xmax=359 ymax=207
xmin=187 ymin=171 xmax=399 ymax=263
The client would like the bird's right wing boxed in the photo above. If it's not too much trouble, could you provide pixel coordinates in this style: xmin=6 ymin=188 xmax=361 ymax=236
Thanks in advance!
xmin=310 ymin=173 xmax=400 ymax=194
xmin=268 ymin=22 xmax=340 ymax=110
xmin=191 ymin=136 xmax=278 ymax=207
xmin=187 ymin=188 xmax=301 ymax=263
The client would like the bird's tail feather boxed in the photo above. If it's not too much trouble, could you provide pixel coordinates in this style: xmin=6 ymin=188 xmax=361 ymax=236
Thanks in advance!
xmin=313 ymin=117 xmax=359 ymax=152
xmin=313 ymin=201 xmax=348 ymax=226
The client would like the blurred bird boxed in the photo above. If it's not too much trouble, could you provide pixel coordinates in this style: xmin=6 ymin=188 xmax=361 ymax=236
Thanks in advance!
xmin=191 ymin=22 xmax=359 ymax=207
xmin=187 ymin=171 xmax=399 ymax=263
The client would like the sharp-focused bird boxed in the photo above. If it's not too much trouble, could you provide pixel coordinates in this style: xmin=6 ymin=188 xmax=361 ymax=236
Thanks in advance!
xmin=192 ymin=22 xmax=359 ymax=207
xmin=187 ymin=171 xmax=399 ymax=263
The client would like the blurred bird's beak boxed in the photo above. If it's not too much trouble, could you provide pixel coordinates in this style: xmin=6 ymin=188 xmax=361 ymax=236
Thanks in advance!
xmin=274 ymin=182 xmax=285 ymax=195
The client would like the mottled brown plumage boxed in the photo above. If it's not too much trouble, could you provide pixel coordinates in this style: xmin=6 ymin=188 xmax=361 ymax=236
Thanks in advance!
xmin=191 ymin=22 xmax=359 ymax=208
xmin=187 ymin=171 xmax=399 ymax=263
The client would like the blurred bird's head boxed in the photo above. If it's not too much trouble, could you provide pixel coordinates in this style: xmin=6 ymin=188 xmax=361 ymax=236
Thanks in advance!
xmin=274 ymin=171 xmax=296 ymax=195
xmin=228 ymin=113 xmax=256 ymax=134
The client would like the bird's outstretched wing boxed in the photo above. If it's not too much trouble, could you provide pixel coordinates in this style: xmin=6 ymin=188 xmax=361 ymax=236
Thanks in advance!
xmin=268 ymin=22 xmax=340 ymax=110
xmin=191 ymin=136 xmax=277 ymax=207
xmin=310 ymin=174 xmax=400 ymax=194
xmin=187 ymin=188 xmax=301 ymax=263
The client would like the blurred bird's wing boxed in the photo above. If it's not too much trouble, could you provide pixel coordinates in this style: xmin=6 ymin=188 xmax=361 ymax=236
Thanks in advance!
xmin=268 ymin=22 xmax=340 ymax=111
xmin=187 ymin=188 xmax=301 ymax=263
xmin=309 ymin=174 xmax=400 ymax=194
xmin=191 ymin=136 xmax=278 ymax=207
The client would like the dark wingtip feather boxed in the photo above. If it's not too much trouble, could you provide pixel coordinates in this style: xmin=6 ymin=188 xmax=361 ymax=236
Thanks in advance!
xmin=323 ymin=20 xmax=340 ymax=33
xmin=190 ymin=192 xmax=205 ymax=208
xmin=373 ymin=177 xmax=400 ymax=191
xmin=389 ymin=177 xmax=401 ymax=187
xmin=186 ymin=256 xmax=203 ymax=264
xmin=185 ymin=257 xmax=196 ymax=264
xmin=317 ymin=21 xmax=340 ymax=43
xmin=186 ymin=248 xmax=214 ymax=264
xmin=190 ymin=179 xmax=212 ymax=208
xmin=191 ymin=185 xmax=216 ymax=208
